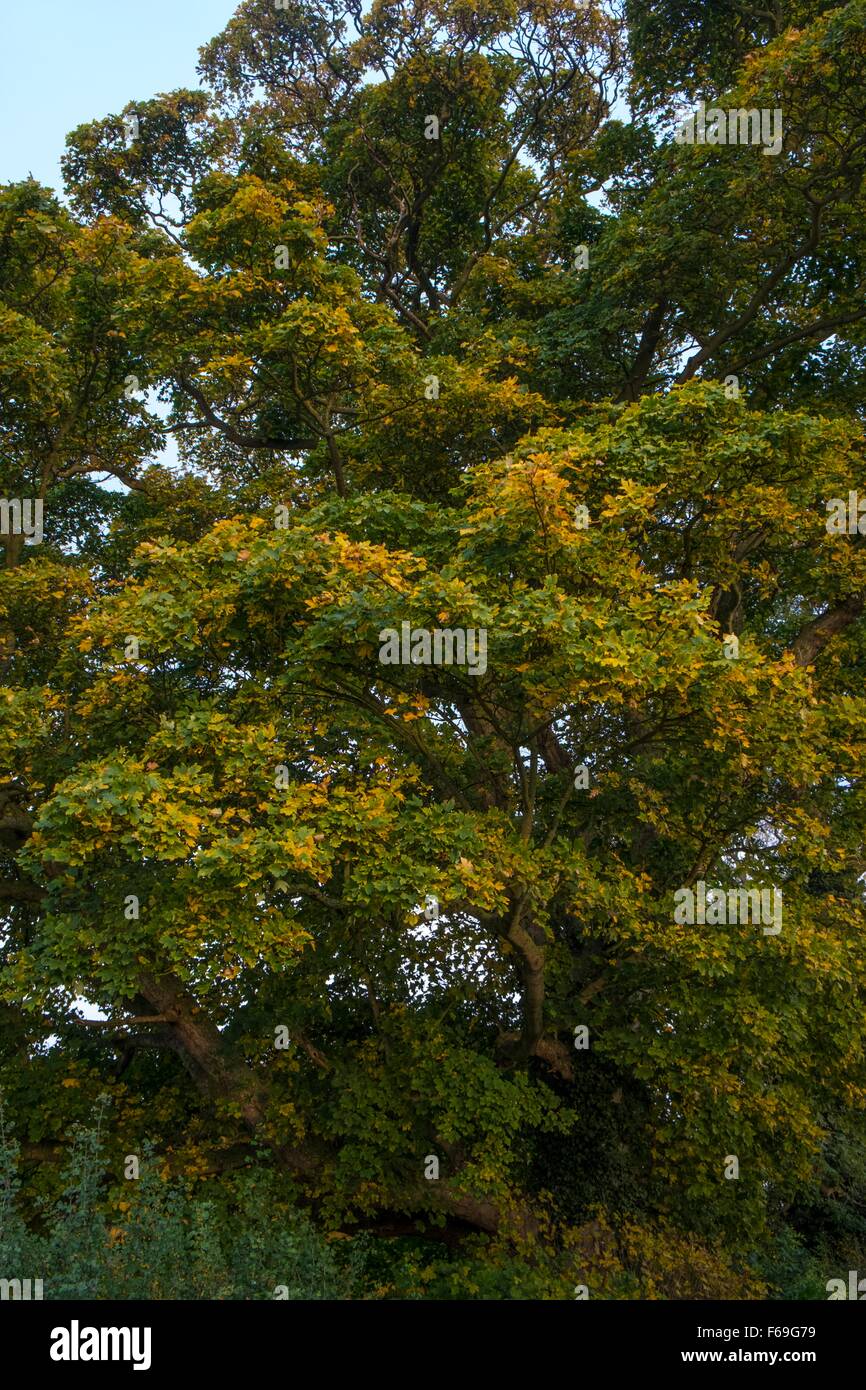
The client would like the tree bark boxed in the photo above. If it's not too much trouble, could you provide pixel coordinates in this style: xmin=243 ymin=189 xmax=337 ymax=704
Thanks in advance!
xmin=791 ymin=594 xmax=864 ymax=668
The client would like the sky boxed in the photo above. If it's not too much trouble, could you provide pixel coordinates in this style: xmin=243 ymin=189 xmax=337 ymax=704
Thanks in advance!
xmin=0 ymin=0 xmax=238 ymax=195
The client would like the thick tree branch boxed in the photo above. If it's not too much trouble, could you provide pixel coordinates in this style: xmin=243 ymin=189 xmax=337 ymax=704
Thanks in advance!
xmin=791 ymin=594 xmax=864 ymax=668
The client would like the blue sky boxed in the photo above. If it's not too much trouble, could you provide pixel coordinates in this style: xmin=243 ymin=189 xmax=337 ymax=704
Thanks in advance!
xmin=0 ymin=0 xmax=238 ymax=194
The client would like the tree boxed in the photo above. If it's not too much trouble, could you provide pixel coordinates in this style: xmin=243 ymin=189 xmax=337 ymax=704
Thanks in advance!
xmin=1 ymin=0 xmax=865 ymax=1288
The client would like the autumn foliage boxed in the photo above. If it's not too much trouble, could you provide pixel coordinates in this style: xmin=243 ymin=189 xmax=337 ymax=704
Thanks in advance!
xmin=2 ymin=0 xmax=866 ymax=1298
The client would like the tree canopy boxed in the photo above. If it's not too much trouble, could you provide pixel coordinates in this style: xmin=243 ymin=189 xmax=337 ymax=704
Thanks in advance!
xmin=2 ymin=0 xmax=866 ymax=1298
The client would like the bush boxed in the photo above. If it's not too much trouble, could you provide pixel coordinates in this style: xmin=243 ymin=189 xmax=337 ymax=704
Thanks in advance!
xmin=0 ymin=1096 xmax=361 ymax=1300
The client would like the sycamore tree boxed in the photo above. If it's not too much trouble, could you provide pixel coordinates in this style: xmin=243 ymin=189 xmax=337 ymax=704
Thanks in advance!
xmin=2 ymin=0 xmax=866 ymax=1294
